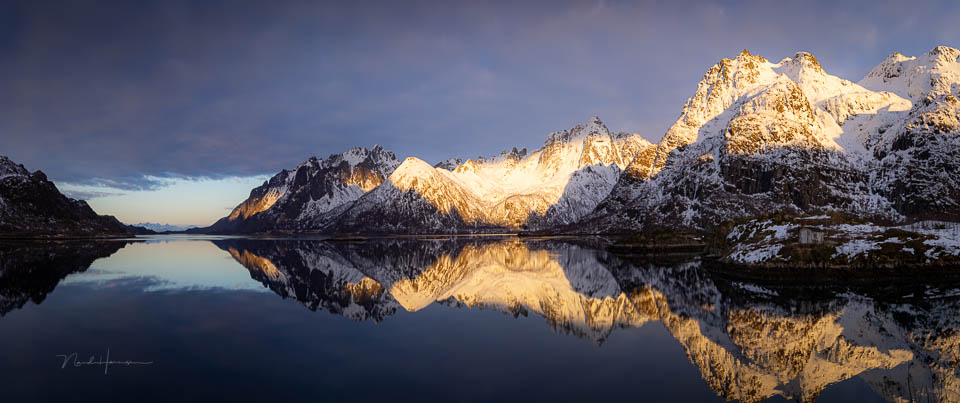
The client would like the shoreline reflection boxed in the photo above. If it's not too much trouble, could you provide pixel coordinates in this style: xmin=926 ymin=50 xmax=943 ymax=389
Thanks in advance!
xmin=216 ymin=238 xmax=960 ymax=403
xmin=1 ymin=237 xmax=958 ymax=402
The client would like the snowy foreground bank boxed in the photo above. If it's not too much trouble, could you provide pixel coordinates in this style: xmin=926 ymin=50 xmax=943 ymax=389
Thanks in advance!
xmin=722 ymin=215 xmax=960 ymax=267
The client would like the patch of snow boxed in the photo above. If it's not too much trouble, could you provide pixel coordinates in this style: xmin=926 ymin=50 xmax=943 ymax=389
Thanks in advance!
xmin=767 ymin=224 xmax=795 ymax=240
xmin=733 ymin=282 xmax=780 ymax=296
xmin=730 ymin=244 xmax=783 ymax=264
xmin=832 ymin=239 xmax=881 ymax=259
xmin=341 ymin=147 xmax=368 ymax=166
xmin=797 ymin=215 xmax=831 ymax=220
xmin=900 ymin=221 xmax=960 ymax=259
xmin=828 ymin=223 xmax=885 ymax=234
xmin=727 ymin=222 xmax=752 ymax=240
xmin=932 ymin=288 xmax=960 ymax=298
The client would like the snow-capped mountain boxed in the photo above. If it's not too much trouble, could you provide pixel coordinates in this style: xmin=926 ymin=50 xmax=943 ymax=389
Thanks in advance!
xmin=203 ymin=145 xmax=400 ymax=233
xmin=859 ymin=46 xmax=960 ymax=218
xmin=0 ymin=156 xmax=130 ymax=237
xmin=324 ymin=117 xmax=654 ymax=233
xmin=208 ymin=46 xmax=959 ymax=235
xmin=580 ymin=46 xmax=960 ymax=233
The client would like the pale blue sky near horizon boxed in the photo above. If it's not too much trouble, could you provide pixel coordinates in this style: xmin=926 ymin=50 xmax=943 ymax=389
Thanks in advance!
xmin=59 ymin=175 xmax=271 ymax=227
xmin=2 ymin=0 xmax=958 ymax=225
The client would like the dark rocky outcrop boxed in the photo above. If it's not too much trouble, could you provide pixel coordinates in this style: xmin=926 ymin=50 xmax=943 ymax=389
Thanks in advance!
xmin=0 ymin=156 xmax=131 ymax=238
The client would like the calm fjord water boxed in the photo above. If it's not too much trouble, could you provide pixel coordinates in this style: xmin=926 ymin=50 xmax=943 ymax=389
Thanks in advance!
xmin=0 ymin=236 xmax=955 ymax=402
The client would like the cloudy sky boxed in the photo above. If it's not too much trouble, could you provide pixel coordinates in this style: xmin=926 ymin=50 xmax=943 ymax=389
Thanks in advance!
xmin=1 ymin=0 xmax=957 ymax=225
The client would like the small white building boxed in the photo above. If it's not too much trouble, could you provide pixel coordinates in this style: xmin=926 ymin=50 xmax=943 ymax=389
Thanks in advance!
xmin=799 ymin=228 xmax=824 ymax=244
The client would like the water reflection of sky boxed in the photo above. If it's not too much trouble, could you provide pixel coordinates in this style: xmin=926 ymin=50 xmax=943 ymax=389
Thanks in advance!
xmin=61 ymin=239 xmax=269 ymax=292
xmin=3 ymin=237 xmax=951 ymax=402
xmin=0 ymin=238 xmax=734 ymax=402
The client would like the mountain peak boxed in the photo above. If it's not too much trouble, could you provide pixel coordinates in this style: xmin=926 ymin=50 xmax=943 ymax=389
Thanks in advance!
xmin=777 ymin=51 xmax=830 ymax=87
xmin=337 ymin=145 xmax=396 ymax=168
xmin=341 ymin=146 xmax=368 ymax=163
xmin=497 ymin=147 xmax=527 ymax=162
xmin=0 ymin=155 xmax=130 ymax=236
xmin=0 ymin=155 xmax=30 ymax=178
xmin=544 ymin=116 xmax=610 ymax=145
xmin=582 ymin=115 xmax=609 ymax=136
xmin=434 ymin=157 xmax=463 ymax=170
xmin=789 ymin=51 xmax=823 ymax=72
xmin=928 ymin=45 xmax=960 ymax=64
xmin=860 ymin=46 xmax=960 ymax=101
xmin=862 ymin=52 xmax=915 ymax=84
xmin=734 ymin=48 xmax=767 ymax=63
xmin=889 ymin=51 xmax=906 ymax=59
xmin=389 ymin=157 xmax=439 ymax=191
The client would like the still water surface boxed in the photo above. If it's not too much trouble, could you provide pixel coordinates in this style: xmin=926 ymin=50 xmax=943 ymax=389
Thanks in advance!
xmin=1 ymin=236 xmax=957 ymax=402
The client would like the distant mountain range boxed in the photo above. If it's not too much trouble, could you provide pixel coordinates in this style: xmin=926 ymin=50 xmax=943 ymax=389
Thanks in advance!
xmin=197 ymin=45 xmax=960 ymax=235
xmin=130 ymin=222 xmax=197 ymax=232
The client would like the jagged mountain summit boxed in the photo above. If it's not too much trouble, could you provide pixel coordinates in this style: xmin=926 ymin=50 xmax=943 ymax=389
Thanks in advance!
xmin=580 ymin=46 xmax=960 ymax=233
xmin=202 ymin=145 xmax=400 ymax=233
xmin=205 ymin=117 xmax=654 ymax=234
xmin=858 ymin=46 xmax=960 ymax=218
xmin=325 ymin=116 xmax=654 ymax=233
xmin=0 ymin=156 xmax=130 ymax=238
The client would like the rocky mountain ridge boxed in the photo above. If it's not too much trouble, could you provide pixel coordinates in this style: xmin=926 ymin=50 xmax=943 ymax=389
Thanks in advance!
xmin=578 ymin=46 xmax=960 ymax=234
xmin=201 ymin=145 xmax=401 ymax=233
xmin=0 ymin=156 xmax=130 ymax=238
xmin=200 ymin=46 xmax=960 ymax=236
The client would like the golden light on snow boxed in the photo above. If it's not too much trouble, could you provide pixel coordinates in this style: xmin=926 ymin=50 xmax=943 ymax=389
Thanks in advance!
xmin=386 ymin=118 xmax=656 ymax=228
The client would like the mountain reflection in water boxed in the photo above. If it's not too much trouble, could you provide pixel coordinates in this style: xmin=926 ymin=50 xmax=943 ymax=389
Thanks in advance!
xmin=0 ymin=240 xmax=129 ymax=316
xmin=1 ymin=237 xmax=959 ymax=402
xmin=215 ymin=238 xmax=960 ymax=403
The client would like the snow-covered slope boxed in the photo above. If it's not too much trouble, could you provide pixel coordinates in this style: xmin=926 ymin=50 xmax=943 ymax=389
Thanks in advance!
xmin=326 ymin=117 xmax=654 ymax=233
xmin=204 ymin=145 xmax=400 ymax=233
xmin=581 ymin=46 xmax=960 ymax=233
xmin=858 ymin=46 xmax=960 ymax=217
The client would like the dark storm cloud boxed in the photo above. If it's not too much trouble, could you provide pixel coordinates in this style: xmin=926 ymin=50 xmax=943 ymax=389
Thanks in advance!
xmin=0 ymin=0 xmax=957 ymax=188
